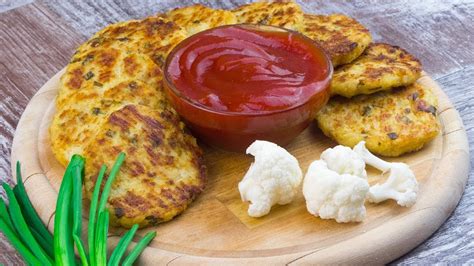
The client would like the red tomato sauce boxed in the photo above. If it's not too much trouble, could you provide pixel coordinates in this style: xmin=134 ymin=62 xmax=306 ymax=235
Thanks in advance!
xmin=166 ymin=25 xmax=330 ymax=113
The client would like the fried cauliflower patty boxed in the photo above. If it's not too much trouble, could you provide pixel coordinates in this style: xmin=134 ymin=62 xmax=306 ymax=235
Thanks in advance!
xmin=316 ymin=82 xmax=440 ymax=157
xmin=52 ymin=16 xmax=184 ymax=166
xmin=83 ymin=105 xmax=206 ymax=228
xmin=331 ymin=43 xmax=422 ymax=98
xmin=50 ymin=16 xmax=206 ymax=228
xmin=298 ymin=14 xmax=372 ymax=67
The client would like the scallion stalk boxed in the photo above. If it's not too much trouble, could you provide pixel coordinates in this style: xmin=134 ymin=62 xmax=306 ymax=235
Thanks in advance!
xmin=0 ymin=218 xmax=41 ymax=265
xmin=107 ymin=224 xmax=139 ymax=266
xmin=54 ymin=155 xmax=84 ymax=266
xmin=13 ymin=161 xmax=54 ymax=246
xmin=88 ymin=165 xmax=107 ymax=265
xmin=122 ymin=231 xmax=157 ymax=266
xmin=95 ymin=210 xmax=109 ymax=266
xmin=97 ymin=152 xmax=125 ymax=214
xmin=0 ymin=199 xmax=14 ymax=232
xmin=72 ymin=163 xmax=89 ymax=266
xmin=2 ymin=183 xmax=53 ymax=265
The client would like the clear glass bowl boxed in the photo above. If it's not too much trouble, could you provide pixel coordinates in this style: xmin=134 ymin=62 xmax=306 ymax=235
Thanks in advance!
xmin=163 ymin=24 xmax=333 ymax=152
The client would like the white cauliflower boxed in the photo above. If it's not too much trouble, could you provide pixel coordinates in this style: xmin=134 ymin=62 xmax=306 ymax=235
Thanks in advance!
xmin=353 ymin=141 xmax=418 ymax=207
xmin=238 ymin=140 xmax=303 ymax=217
xmin=303 ymin=160 xmax=369 ymax=223
xmin=320 ymin=145 xmax=367 ymax=178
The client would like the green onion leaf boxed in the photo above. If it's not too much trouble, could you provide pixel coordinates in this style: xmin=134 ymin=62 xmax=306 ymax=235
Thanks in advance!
xmin=2 ymin=183 xmax=53 ymax=265
xmin=54 ymin=155 xmax=84 ymax=266
xmin=72 ymin=162 xmax=89 ymax=266
xmin=94 ymin=152 xmax=125 ymax=265
xmin=95 ymin=210 xmax=109 ymax=266
xmin=0 ymin=199 xmax=14 ymax=232
xmin=107 ymin=224 xmax=139 ymax=266
xmin=73 ymin=234 xmax=89 ymax=266
xmin=30 ymin=226 xmax=55 ymax=258
xmin=72 ymin=163 xmax=83 ymax=237
xmin=97 ymin=152 xmax=125 ymax=214
xmin=122 ymin=231 xmax=156 ymax=266
xmin=0 ymin=218 xmax=41 ymax=265
xmin=14 ymin=161 xmax=54 ymax=246
xmin=89 ymin=165 xmax=107 ymax=265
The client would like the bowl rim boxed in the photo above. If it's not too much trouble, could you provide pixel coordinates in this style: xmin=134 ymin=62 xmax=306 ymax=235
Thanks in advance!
xmin=163 ymin=23 xmax=334 ymax=117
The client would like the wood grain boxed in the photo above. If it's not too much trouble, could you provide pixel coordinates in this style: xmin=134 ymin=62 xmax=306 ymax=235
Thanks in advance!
xmin=0 ymin=2 xmax=85 ymax=264
xmin=10 ymin=71 xmax=469 ymax=264
xmin=1 ymin=0 xmax=473 ymax=264
xmin=0 ymin=2 xmax=85 ymax=187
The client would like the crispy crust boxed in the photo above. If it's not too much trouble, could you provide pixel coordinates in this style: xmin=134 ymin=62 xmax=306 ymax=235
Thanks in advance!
xmin=232 ymin=0 xmax=303 ymax=30
xmin=331 ymin=43 xmax=422 ymax=98
xmin=50 ymin=78 xmax=166 ymax=166
xmin=316 ymin=82 xmax=440 ymax=157
xmin=298 ymin=13 xmax=372 ymax=67
xmin=74 ymin=16 xmax=187 ymax=68
xmin=165 ymin=4 xmax=237 ymax=35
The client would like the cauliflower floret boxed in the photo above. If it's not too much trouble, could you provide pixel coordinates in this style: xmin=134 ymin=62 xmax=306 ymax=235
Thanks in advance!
xmin=353 ymin=141 xmax=419 ymax=207
xmin=238 ymin=140 xmax=303 ymax=217
xmin=320 ymin=145 xmax=367 ymax=178
xmin=303 ymin=160 xmax=369 ymax=223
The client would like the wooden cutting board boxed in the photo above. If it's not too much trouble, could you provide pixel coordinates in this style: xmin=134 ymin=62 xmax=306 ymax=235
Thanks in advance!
xmin=10 ymin=70 xmax=469 ymax=265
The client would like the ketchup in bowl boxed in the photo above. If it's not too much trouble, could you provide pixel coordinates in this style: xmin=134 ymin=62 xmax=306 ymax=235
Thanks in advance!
xmin=164 ymin=24 xmax=332 ymax=152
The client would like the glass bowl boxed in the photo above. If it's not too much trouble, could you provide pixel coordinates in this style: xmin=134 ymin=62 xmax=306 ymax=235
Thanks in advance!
xmin=163 ymin=24 xmax=333 ymax=152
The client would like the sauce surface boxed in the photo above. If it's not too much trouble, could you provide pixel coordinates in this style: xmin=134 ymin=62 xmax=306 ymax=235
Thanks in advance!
xmin=166 ymin=25 xmax=330 ymax=113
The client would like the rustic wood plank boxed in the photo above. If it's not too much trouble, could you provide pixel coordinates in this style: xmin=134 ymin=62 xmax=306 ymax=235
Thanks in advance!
xmin=0 ymin=2 xmax=85 ymax=264
xmin=0 ymin=0 xmax=473 ymax=264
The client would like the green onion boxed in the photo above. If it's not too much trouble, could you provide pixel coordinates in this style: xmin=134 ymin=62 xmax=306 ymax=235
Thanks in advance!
xmin=0 ymin=199 xmax=14 ymax=232
xmin=94 ymin=152 xmax=125 ymax=265
xmin=72 ymin=164 xmax=83 ymax=238
xmin=72 ymin=164 xmax=88 ymax=266
xmin=73 ymin=234 xmax=89 ymax=266
xmin=107 ymin=224 xmax=139 ymax=266
xmin=13 ymin=161 xmax=54 ymax=246
xmin=54 ymin=155 xmax=84 ymax=266
xmin=97 ymin=152 xmax=125 ymax=214
xmin=3 ymin=151 xmax=157 ymax=266
xmin=2 ymin=183 xmax=53 ymax=265
xmin=13 ymin=162 xmax=55 ymax=259
xmin=30 ymin=227 xmax=55 ymax=258
xmin=0 ymin=218 xmax=41 ymax=265
xmin=13 ymin=184 xmax=58 ymax=266
xmin=88 ymin=165 xmax=107 ymax=265
xmin=122 ymin=231 xmax=157 ymax=266
xmin=95 ymin=210 xmax=109 ymax=266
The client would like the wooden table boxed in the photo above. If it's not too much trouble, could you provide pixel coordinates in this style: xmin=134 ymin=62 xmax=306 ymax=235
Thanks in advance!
xmin=0 ymin=0 xmax=472 ymax=264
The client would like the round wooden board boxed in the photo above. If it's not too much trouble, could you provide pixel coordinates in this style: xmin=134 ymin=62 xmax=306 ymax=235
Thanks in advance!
xmin=11 ymin=70 xmax=470 ymax=265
